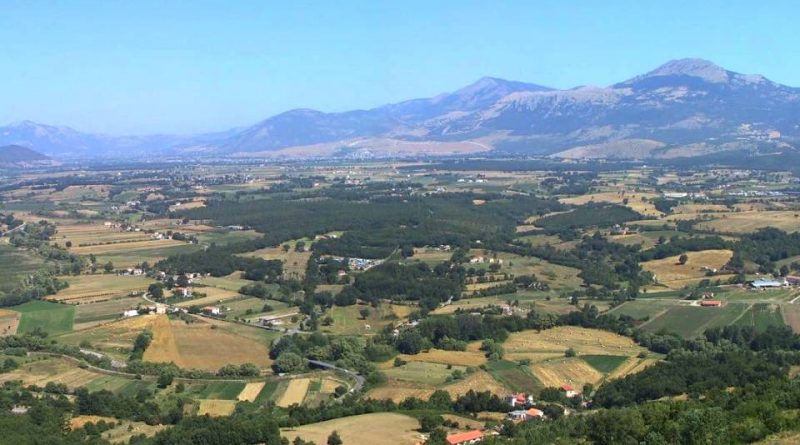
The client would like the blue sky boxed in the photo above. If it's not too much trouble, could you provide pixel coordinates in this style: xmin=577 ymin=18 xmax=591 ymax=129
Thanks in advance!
xmin=1 ymin=0 xmax=798 ymax=134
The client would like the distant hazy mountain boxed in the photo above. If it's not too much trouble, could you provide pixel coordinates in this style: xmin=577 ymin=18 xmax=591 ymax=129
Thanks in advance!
xmin=4 ymin=59 xmax=799 ymax=160
xmin=0 ymin=121 xmax=240 ymax=158
xmin=214 ymin=77 xmax=553 ymax=153
xmin=0 ymin=144 xmax=52 ymax=167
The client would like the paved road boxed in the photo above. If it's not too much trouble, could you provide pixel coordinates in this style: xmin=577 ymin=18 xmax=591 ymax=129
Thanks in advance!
xmin=1 ymin=222 xmax=25 ymax=237
xmin=144 ymin=293 xmax=361 ymax=390
xmin=308 ymin=359 xmax=365 ymax=393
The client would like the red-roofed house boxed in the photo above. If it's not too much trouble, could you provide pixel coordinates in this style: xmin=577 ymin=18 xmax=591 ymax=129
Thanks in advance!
xmin=506 ymin=393 xmax=527 ymax=407
xmin=562 ymin=385 xmax=578 ymax=398
xmin=526 ymin=408 xmax=544 ymax=419
xmin=446 ymin=430 xmax=484 ymax=445
xmin=700 ymin=300 xmax=722 ymax=307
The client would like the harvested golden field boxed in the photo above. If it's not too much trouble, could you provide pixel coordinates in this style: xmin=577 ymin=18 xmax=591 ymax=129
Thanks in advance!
xmin=174 ymin=288 xmax=242 ymax=307
xmin=321 ymin=378 xmax=342 ymax=393
xmin=143 ymin=315 xmax=271 ymax=371
xmin=237 ymin=382 xmax=266 ymax=402
xmin=49 ymin=275 xmax=152 ymax=303
xmin=433 ymin=297 xmax=502 ymax=315
xmin=55 ymin=224 xmax=150 ymax=247
xmin=69 ymin=415 xmax=117 ymax=430
xmin=48 ymin=185 xmax=110 ymax=201
xmin=531 ymin=357 xmax=603 ymax=388
xmin=495 ymin=252 xmax=583 ymax=292
xmin=442 ymin=414 xmax=484 ymax=431
xmin=673 ymin=203 xmax=730 ymax=214
xmin=242 ymin=243 xmax=312 ymax=279
xmin=0 ymin=357 xmax=108 ymax=389
xmin=197 ymin=399 xmax=236 ymax=417
xmin=642 ymin=249 xmax=733 ymax=288
xmin=608 ymin=357 xmax=659 ymax=380
xmin=443 ymin=370 xmax=510 ymax=398
xmin=198 ymin=272 xmax=253 ymax=292
xmin=465 ymin=281 xmax=513 ymax=292
xmin=0 ymin=309 xmax=19 ymax=336
xmin=57 ymin=314 xmax=159 ymax=356
xmin=277 ymin=378 xmax=310 ymax=407
xmin=169 ymin=199 xmax=206 ymax=212
xmin=411 ymin=248 xmax=452 ymax=263
xmin=504 ymin=327 xmax=644 ymax=362
xmin=368 ymin=369 xmax=510 ymax=403
xmin=71 ymin=239 xmax=187 ymax=255
xmin=381 ymin=348 xmax=487 ymax=368
xmin=783 ymin=304 xmax=800 ymax=334
xmin=282 ymin=413 xmax=421 ymax=445
xmin=696 ymin=211 xmax=800 ymax=233
xmin=366 ymin=385 xmax=433 ymax=403
xmin=560 ymin=191 xmax=662 ymax=217
xmin=754 ymin=432 xmax=800 ymax=445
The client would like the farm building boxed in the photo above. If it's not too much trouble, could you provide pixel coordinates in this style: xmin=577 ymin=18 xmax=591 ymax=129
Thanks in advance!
xmin=509 ymin=408 xmax=544 ymax=421
xmin=446 ymin=430 xmax=484 ymax=445
xmin=122 ymin=309 xmax=139 ymax=318
xmin=750 ymin=279 xmax=787 ymax=289
xmin=562 ymin=385 xmax=579 ymax=398
xmin=173 ymin=287 xmax=192 ymax=297
xmin=202 ymin=306 xmax=221 ymax=315
xmin=508 ymin=410 xmax=528 ymax=421
xmin=700 ymin=300 xmax=722 ymax=307
xmin=787 ymin=276 xmax=800 ymax=286
xmin=506 ymin=393 xmax=532 ymax=407
xmin=526 ymin=408 xmax=544 ymax=419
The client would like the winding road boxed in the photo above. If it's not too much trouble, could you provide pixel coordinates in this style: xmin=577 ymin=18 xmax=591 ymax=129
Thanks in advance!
xmin=308 ymin=359 xmax=365 ymax=393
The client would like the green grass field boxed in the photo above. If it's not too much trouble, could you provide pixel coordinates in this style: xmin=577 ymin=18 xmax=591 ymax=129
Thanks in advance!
xmin=734 ymin=303 xmax=786 ymax=332
xmin=94 ymin=243 xmax=201 ymax=268
xmin=255 ymin=380 xmax=281 ymax=404
xmin=198 ymin=381 xmax=246 ymax=400
xmin=609 ymin=300 xmax=677 ymax=320
xmin=0 ymin=244 xmax=44 ymax=292
xmin=14 ymin=300 xmax=75 ymax=335
xmin=384 ymin=362 xmax=467 ymax=386
xmin=224 ymin=297 xmax=288 ymax=319
xmin=484 ymin=360 xmax=541 ymax=394
xmin=641 ymin=303 xmax=748 ymax=338
xmin=73 ymin=296 xmax=149 ymax=325
xmin=581 ymin=355 xmax=629 ymax=374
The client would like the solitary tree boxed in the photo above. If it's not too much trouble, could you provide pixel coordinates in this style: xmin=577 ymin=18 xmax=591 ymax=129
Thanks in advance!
xmin=327 ymin=431 xmax=343 ymax=445
xmin=103 ymin=261 xmax=114 ymax=273
xmin=678 ymin=254 xmax=689 ymax=265
xmin=359 ymin=307 xmax=370 ymax=320
xmin=148 ymin=283 xmax=165 ymax=300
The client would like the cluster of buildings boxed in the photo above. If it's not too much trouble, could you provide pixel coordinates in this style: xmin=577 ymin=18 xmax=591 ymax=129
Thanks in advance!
xmin=122 ymin=304 xmax=169 ymax=318
xmin=750 ymin=277 xmax=800 ymax=289
xmin=468 ymin=256 xmax=503 ymax=265
xmin=323 ymin=255 xmax=383 ymax=271
xmin=456 ymin=176 xmax=488 ymax=184
xmin=662 ymin=191 xmax=708 ymax=200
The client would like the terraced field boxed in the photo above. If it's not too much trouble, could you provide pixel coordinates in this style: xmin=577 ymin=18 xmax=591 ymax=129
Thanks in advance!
xmin=49 ymin=275 xmax=152 ymax=304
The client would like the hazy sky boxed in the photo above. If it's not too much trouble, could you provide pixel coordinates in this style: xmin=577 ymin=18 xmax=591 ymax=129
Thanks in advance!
xmin=1 ymin=0 xmax=798 ymax=134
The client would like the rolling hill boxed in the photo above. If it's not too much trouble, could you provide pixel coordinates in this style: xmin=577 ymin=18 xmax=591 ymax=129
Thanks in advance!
xmin=0 ymin=145 xmax=53 ymax=167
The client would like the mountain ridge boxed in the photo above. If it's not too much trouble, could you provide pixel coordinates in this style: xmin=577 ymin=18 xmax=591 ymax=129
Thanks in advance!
xmin=3 ymin=58 xmax=798 ymax=160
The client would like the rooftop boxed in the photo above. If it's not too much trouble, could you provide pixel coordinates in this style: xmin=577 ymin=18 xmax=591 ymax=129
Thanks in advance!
xmin=446 ymin=430 xmax=484 ymax=445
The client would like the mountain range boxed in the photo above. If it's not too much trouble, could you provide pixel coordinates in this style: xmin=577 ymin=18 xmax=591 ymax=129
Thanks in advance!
xmin=2 ymin=58 xmax=799 ymax=160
